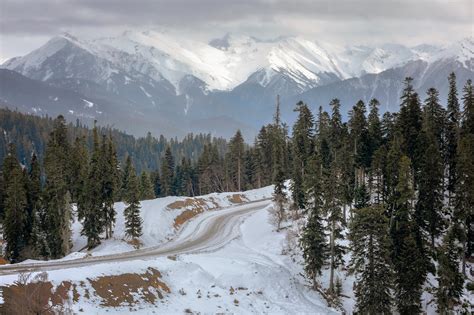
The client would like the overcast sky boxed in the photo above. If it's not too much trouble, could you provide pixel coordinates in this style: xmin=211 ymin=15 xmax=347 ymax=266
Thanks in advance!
xmin=0 ymin=0 xmax=472 ymax=63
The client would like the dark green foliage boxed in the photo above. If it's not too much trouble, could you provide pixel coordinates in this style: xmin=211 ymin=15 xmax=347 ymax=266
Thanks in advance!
xmin=446 ymin=72 xmax=460 ymax=199
xmin=81 ymin=125 xmax=103 ymax=249
xmin=227 ymin=130 xmax=245 ymax=191
xmin=300 ymin=154 xmax=327 ymax=288
xmin=0 ymin=108 xmax=228 ymax=174
xmin=349 ymin=205 xmax=392 ymax=315
xmin=436 ymin=225 xmax=465 ymax=313
xmin=42 ymin=115 xmax=72 ymax=258
xmin=101 ymin=135 xmax=119 ymax=239
xmin=160 ymin=147 xmax=175 ymax=196
xmin=2 ymin=144 xmax=28 ymax=262
xmin=72 ymin=136 xmax=89 ymax=220
xmin=139 ymin=171 xmax=155 ymax=200
xmin=390 ymin=156 xmax=429 ymax=315
xmin=291 ymin=101 xmax=314 ymax=209
xmin=124 ymin=162 xmax=143 ymax=242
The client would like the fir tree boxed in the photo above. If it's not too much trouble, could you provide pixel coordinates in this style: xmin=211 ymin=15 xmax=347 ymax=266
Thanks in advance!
xmin=416 ymin=88 xmax=445 ymax=248
xmin=445 ymin=72 xmax=460 ymax=200
xmin=160 ymin=147 xmax=175 ymax=196
xmin=349 ymin=204 xmax=392 ymax=314
xmin=82 ymin=125 xmax=104 ymax=249
xmin=124 ymin=162 xmax=143 ymax=245
xmin=139 ymin=171 xmax=155 ymax=200
xmin=25 ymin=152 xmax=42 ymax=258
xmin=390 ymin=155 xmax=428 ymax=315
xmin=227 ymin=130 xmax=245 ymax=191
xmin=459 ymin=78 xmax=474 ymax=267
xmin=435 ymin=225 xmax=465 ymax=313
xmin=42 ymin=115 xmax=72 ymax=258
xmin=291 ymin=101 xmax=314 ymax=209
xmin=72 ymin=136 xmax=89 ymax=220
xmin=461 ymin=79 xmax=473 ymax=135
xmin=300 ymin=153 xmax=327 ymax=289
xmin=2 ymin=144 xmax=28 ymax=262
xmin=101 ymin=135 xmax=119 ymax=238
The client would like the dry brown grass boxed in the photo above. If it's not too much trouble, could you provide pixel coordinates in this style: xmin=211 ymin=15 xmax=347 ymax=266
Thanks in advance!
xmin=227 ymin=194 xmax=248 ymax=204
xmin=170 ymin=198 xmax=220 ymax=229
xmin=1 ymin=268 xmax=170 ymax=313
xmin=89 ymin=267 xmax=170 ymax=307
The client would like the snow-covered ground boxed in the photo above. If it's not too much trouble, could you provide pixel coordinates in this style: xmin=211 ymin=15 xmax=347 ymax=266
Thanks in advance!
xmin=0 ymin=185 xmax=339 ymax=314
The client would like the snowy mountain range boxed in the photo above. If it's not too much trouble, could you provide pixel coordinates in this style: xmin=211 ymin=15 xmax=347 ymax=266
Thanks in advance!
xmin=1 ymin=31 xmax=473 ymax=139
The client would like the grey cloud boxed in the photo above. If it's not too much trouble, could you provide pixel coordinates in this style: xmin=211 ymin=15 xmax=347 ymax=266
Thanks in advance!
xmin=0 ymin=0 xmax=472 ymax=60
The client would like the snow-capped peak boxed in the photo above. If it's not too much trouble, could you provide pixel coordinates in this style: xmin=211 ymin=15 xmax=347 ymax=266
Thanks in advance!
xmin=2 ymin=31 xmax=472 ymax=94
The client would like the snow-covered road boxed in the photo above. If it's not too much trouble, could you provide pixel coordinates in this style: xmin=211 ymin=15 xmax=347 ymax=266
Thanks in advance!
xmin=0 ymin=199 xmax=271 ymax=276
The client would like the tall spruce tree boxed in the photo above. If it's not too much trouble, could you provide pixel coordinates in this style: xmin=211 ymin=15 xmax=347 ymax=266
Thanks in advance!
xmin=390 ymin=155 xmax=428 ymax=315
xmin=300 ymin=153 xmax=327 ymax=289
xmin=417 ymin=88 xmax=445 ymax=248
xmin=101 ymin=135 xmax=119 ymax=239
xmin=349 ymin=204 xmax=392 ymax=314
xmin=43 ymin=115 xmax=72 ymax=258
xmin=72 ymin=136 xmax=89 ymax=221
xmin=291 ymin=101 xmax=314 ymax=209
xmin=139 ymin=171 xmax=155 ymax=200
xmin=25 ymin=152 xmax=42 ymax=258
xmin=124 ymin=162 xmax=143 ymax=245
xmin=435 ymin=225 xmax=465 ymax=313
xmin=2 ymin=144 xmax=28 ymax=262
xmin=160 ymin=147 xmax=175 ymax=196
xmin=446 ymin=72 xmax=460 ymax=201
xmin=459 ymin=79 xmax=474 ymax=267
xmin=227 ymin=130 xmax=245 ymax=191
xmin=82 ymin=125 xmax=104 ymax=249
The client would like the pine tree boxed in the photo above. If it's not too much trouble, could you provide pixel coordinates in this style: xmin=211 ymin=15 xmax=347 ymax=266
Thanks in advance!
xmin=124 ymin=162 xmax=143 ymax=245
xmin=300 ymin=153 xmax=327 ymax=289
xmin=416 ymin=88 xmax=445 ymax=248
xmin=2 ymin=144 xmax=28 ymax=262
xmin=151 ymin=170 xmax=161 ymax=197
xmin=101 ymin=135 xmax=119 ymax=239
xmin=323 ymin=160 xmax=345 ymax=296
xmin=461 ymin=79 xmax=473 ymax=135
xmin=72 ymin=136 xmax=89 ymax=220
xmin=272 ymin=131 xmax=287 ymax=230
xmin=160 ymin=147 xmax=175 ymax=196
xmin=82 ymin=125 xmax=104 ymax=249
xmin=435 ymin=225 xmax=465 ymax=313
xmin=458 ymin=78 xmax=474 ymax=269
xmin=390 ymin=155 xmax=428 ymax=315
xmin=25 ymin=152 xmax=42 ymax=258
xmin=291 ymin=101 xmax=314 ymax=209
xmin=139 ymin=171 xmax=155 ymax=200
xmin=227 ymin=130 xmax=245 ymax=191
xmin=455 ymin=126 xmax=474 ymax=275
xmin=368 ymin=98 xmax=383 ymax=159
xmin=43 ymin=115 xmax=72 ymax=258
xmin=349 ymin=204 xmax=392 ymax=314
xmin=446 ymin=72 xmax=460 ymax=200
xmin=396 ymin=78 xmax=423 ymax=176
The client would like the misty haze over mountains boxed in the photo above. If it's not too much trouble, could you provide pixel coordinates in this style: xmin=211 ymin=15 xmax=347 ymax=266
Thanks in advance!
xmin=1 ymin=31 xmax=473 ymax=140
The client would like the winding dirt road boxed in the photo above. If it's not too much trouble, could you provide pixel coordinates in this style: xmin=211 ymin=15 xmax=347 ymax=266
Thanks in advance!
xmin=0 ymin=199 xmax=271 ymax=276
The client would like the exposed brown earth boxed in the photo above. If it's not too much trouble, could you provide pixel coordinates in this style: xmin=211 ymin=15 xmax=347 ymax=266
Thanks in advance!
xmin=170 ymin=198 xmax=220 ymax=229
xmin=227 ymin=194 xmax=249 ymax=204
xmin=89 ymin=267 xmax=170 ymax=307
xmin=0 ymin=268 xmax=170 ymax=313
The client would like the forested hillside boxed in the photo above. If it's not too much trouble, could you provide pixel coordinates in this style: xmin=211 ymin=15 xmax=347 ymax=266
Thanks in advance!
xmin=0 ymin=72 xmax=472 ymax=313
xmin=0 ymin=108 xmax=228 ymax=173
